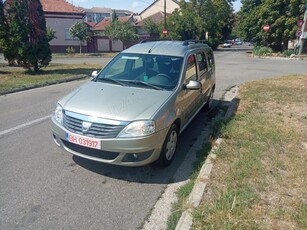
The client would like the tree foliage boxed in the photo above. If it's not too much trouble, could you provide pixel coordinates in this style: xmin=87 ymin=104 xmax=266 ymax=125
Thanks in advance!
xmin=27 ymin=0 xmax=52 ymax=71
xmin=165 ymin=0 xmax=203 ymax=40
xmin=70 ymin=21 xmax=92 ymax=54
xmin=166 ymin=0 xmax=235 ymax=47
xmin=1 ymin=0 xmax=51 ymax=72
xmin=237 ymin=0 xmax=306 ymax=51
xmin=0 ymin=1 xmax=8 ymax=48
xmin=46 ymin=26 xmax=56 ymax=42
xmin=105 ymin=20 xmax=138 ymax=48
xmin=143 ymin=18 xmax=160 ymax=34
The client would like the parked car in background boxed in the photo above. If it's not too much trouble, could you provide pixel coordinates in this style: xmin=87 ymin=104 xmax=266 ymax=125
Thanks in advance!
xmin=52 ymin=40 xmax=216 ymax=167
xmin=223 ymin=42 xmax=232 ymax=48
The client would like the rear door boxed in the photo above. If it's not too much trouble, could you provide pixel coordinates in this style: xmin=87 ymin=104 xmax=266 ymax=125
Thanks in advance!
xmin=195 ymin=50 xmax=212 ymax=105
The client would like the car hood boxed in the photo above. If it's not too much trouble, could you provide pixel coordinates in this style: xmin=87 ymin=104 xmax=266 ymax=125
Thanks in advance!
xmin=59 ymin=81 xmax=173 ymax=121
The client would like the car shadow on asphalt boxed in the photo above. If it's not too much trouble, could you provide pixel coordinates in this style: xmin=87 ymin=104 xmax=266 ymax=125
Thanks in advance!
xmin=72 ymin=97 xmax=240 ymax=185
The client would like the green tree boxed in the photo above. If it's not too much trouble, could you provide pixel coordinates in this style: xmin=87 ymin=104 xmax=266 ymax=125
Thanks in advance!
xmin=70 ymin=21 xmax=92 ymax=54
xmin=2 ymin=0 xmax=51 ymax=71
xmin=143 ymin=18 xmax=160 ymax=34
xmin=111 ymin=10 xmax=118 ymax=21
xmin=256 ymin=0 xmax=305 ymax=50
xmin=0 ymin=0 xmax=8 ymax=49
xmin=2 ymin=0 xmax=28 ymax=65
xmin=166 ymin=0 xmax=203 ymax=40
xmin=46 ymin=26 xmax=56 ymax=42
xmin=104 ymin=20 xmax=138 ymax=49
xmin=26 ymin=0 xmax=52 ymax=72
xmin=169 ymin=0 xmax=235 ymax=45
xmin=237 ymin=0 xmax=306 ymax=51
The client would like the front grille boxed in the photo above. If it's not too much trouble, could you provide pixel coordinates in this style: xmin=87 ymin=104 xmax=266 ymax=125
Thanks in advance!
xmin=63 ymin=113 xmax=125 ymax=138
xmin=63 ymin=140 xmax=120 ymax=160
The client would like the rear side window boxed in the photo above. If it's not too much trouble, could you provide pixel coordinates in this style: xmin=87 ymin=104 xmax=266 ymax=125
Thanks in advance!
xmin=196 ymin=52 xmax=208 ymax=77
xmin=185 ymin=55 xmax=197 ymax=81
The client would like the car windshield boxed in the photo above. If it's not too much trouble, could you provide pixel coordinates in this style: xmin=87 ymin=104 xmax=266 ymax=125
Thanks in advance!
xmin=95 ymin=53 xmax=183 ymax=90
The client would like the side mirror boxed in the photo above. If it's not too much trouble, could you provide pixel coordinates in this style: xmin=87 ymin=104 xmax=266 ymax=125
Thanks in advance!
xmin=91 ymin=70 xmax=99 ymax=78
xmin=185 ymin=80 xmax=201 ymax=90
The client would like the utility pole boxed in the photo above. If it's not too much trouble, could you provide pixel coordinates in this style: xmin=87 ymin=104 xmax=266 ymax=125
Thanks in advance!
xmin=298 ymin=4 xmax=307 ymax=55
xmin=164 ymin=0 xmax=166 ymax=31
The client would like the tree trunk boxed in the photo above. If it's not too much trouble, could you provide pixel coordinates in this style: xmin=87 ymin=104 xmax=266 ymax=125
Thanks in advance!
xmin=79 ymin=41 xmax=82 ymax=54
xmin=33 ymin=62 xmax=39 ymax=72
xmin=282 ymin=40 xmax=288 ymax=51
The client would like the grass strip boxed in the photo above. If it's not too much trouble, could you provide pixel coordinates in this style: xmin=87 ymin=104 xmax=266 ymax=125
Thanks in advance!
xmin=192 ymin=75 xmax=307 ymax=229
xmin=0 ymin=63 xmax=101 ymax=92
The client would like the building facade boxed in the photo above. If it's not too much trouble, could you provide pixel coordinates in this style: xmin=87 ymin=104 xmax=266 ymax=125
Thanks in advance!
xmin=40 ymin=0 xmax=86 ymax=53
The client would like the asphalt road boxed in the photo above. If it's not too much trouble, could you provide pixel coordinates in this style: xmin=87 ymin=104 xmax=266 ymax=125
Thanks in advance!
xmin=1 ymin=48 xmax=307 ymax=229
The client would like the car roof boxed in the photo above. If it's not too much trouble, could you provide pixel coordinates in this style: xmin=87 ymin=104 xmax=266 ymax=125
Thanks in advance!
xmin=122 ymin=40 xmax=211 ymax=57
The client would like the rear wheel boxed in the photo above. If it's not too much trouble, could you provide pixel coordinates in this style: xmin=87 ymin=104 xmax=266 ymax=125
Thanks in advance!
xmin=157 ymin=124 xmax=178 ymax=166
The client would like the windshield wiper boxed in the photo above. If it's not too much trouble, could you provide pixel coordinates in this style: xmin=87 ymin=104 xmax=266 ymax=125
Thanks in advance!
xmin=123 ymin=80 xmax=164 ymax=90
xmin=96 ymin=78 xmax=127 ymax=86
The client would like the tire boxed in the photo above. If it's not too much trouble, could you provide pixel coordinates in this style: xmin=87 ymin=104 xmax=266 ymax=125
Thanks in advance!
xmin=157 ymin=124 xmax=179 ymax=166
xmin=203 ymin=89 xmax=214 ymax=112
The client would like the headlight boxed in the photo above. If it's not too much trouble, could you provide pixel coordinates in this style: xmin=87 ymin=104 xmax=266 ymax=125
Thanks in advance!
xmin=118 ymin=120 xmax=155 ymax=138
xmin=53 ymin=104 xmax=63 ymax=124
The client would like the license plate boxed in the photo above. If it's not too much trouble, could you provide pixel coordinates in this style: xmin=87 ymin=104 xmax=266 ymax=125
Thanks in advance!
xmin=66 ymin=132 xmax=101 ymax=150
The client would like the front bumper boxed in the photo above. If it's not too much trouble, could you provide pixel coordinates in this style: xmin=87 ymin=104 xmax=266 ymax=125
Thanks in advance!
xmin=51 ymin=117 xmax=168 ymax=166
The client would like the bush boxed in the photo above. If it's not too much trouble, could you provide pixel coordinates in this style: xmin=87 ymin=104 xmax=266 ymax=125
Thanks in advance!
xmin=207 ymin=38 xmax=219 ymax=50
xmin=66 ymin=46 xmax=75 ymax=55
xmin=253 ymin=46 xmax=273 ymax=56
xmin=282 ymin=49 xmax=294 ymax=57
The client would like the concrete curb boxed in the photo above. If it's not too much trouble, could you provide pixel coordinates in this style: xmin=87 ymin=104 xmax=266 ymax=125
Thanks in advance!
xmin=0 ymin=75 xmax=88 ymax=96
xmin=175 ymin=86 xmax=240 ymax=230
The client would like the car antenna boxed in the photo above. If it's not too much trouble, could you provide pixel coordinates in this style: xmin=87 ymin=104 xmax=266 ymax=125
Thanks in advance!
xmin=148 ymin=43 xmax=157 ymax=53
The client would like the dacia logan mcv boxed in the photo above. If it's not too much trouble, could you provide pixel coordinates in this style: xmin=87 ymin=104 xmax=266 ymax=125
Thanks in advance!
xmin=52 ymin=40 xmax=216 ymax=166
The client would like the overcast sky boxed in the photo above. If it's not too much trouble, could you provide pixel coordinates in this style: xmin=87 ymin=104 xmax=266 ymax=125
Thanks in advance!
xmin=72 ymin=0 xmax=242 ymax=13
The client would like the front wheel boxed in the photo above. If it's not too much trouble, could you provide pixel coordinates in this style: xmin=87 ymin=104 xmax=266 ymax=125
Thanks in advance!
xmin=157 ymin=124 xmax=178 ymax=166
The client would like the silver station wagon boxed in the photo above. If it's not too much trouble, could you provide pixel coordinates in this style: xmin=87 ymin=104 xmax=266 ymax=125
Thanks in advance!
xmin=52 ymin=40 xmax=216 ymax=166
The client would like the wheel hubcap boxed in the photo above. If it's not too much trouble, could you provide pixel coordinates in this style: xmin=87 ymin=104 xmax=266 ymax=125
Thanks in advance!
xmin=165 ymin=130 xmax=178 ymax=160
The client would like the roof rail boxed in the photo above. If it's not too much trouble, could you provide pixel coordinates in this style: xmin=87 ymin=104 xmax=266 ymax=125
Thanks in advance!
xmin=139 ymin=38 xmax=175 ymax=44
xmin=182 ymin=40 xmax=208 ymax=46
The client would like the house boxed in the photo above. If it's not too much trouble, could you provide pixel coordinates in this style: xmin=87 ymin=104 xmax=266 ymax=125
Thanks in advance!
xmin=136 ymin=0 xmax=179 ymax=21
xmin=88 ymin=16 xmax=135 ymax=52
xmin=135 ymin=11 xmax=171 ymax=35
xmin=40 ymin=0 xmax=86 ymax=53
xmin=134 ymin=0 xmax=179 ymax=35
xmin=84 ymin=7 xmax=134 ymax=24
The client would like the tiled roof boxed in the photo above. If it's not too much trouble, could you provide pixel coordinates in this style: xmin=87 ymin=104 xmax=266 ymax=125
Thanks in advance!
xmin=92 ymin=17 xmax=111 ymax=31
xmin=85 ymin=22 xmax=97 ymax=28
xmin=93 ymin=16 xmax=133 ymax=31
xmin=40 ymin=0 xmax=84 ymax=14
xmin=85 ymin=7 xmax=112 ymax=14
